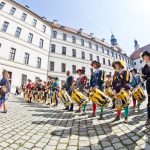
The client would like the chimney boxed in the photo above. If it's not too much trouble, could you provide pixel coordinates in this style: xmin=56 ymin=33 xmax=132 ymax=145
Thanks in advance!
xmin=25 ymin=5 xmax=30 ymax=9
xmin=79 ymin=28 xmax=83 ymax=33
xmin=60 ymin=26 xmax=65 ymax=29
xmin=90 ymin=33 xmax=94 ymax=36
xmin=42 ymin=17 xmax=46 ymax=20
xmin=53 ymin=19 xmax=58 ymax=24
xmin=102 ymin=38 xmax=105 ymax=42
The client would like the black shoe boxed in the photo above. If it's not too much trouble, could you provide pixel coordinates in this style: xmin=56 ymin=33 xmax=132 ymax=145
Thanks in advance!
xmin=145 ymin=119 xmax=150 ymax=125
xmin=1 ymin=110 xmax=7 ymax=113
xmin=98 ymin=115 xmax=103 ymax=120
xmin=63 ymin=107 xmax=69 ymax=110
xmin=68 ymin=109 xmax=73 ymax=112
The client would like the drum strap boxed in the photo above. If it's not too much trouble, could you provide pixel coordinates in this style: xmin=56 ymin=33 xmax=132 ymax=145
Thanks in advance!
xmin=133 ymin=76 xmax=138 ymax=86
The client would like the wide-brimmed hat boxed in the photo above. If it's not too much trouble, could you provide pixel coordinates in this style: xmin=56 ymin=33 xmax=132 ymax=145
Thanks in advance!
xmin=76 ymin=69 xmax=85 ymax=74
xmin=141 ymin=51 xmax=150 ymax=58
xmin=27 ymin=79 xmax=32 ymax=82
xmin=91 ymin=60 xmax=101 ymax=67
xmin=112 ymin=61 xmax=126 ymax=69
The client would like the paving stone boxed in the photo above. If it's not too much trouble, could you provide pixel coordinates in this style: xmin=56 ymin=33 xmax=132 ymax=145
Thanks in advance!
xmin=113 ymin=142 xmax=124 ymax=149
xmin=0 ymin=142 xmax=9 ymax=148
xmin=122 ymin=139 xmax=133 ymax=145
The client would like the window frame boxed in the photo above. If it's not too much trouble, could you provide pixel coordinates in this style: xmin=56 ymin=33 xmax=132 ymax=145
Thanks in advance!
xmin=10 ymin=7 xmax=16 ymax=15
xmin=9 ymin=48 xmax=16 ymax=61
xmin=15 ymin=27 xmax=22 ymax=38
xmin=1 ymin=21 xmax=9 ymax=32
xmin=27 ymin=33 xmax=33 ymax=43
xmin=24 ymin=53 xmax=30 ymax=65
xmin=39 ymin=38 xmax=44 ymax=48
xmin=36 ymin=57 xmax=41 ymax=68
xmin=21 ymin=13 xmax=27 ymax=21
xmin=50 ymin=61 xmax=54 ymax=71
xmin=0 ymin=2 xmax=5 ymax=10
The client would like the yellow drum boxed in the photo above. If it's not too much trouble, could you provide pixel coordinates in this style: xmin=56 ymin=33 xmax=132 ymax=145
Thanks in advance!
xmin=71 ymin=89 xmax=88 ymax=108
xmin=132 ymin=87 xmax=146 ymax=103
xmin=114 ymin=90 xmax=130 ymax=109
xmin=90 ymin=88 xmax=110 ymax=108
xmin=105 ymin=88 xmax=113 ymax=98
xmin=58 ymin=90 xmax=72 ymax=107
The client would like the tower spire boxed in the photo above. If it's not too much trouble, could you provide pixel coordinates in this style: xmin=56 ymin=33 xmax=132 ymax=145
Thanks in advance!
xmin=110 ymin=33 xmax=117 ymax=45
xmin=134 ymin=39 xmax=139 ymax=51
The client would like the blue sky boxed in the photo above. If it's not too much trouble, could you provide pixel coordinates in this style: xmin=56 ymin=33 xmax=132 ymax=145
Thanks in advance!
xmin=16 ymin=0 xmax=150 ymax=55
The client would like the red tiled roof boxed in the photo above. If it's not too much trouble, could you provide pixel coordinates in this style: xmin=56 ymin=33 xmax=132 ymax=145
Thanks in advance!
xmin=130 ymin=44 xmax=150 ymax=60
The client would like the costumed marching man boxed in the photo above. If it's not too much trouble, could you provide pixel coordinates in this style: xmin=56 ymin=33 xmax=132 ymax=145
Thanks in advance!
xmin=130 ymin=68 xmax=143 ymax=111
xmin=90 ymin=60 xmax=106 ymax=119
xmin=141 ymin=51 xmax=150 ymax=125
xmin=51 ymin=77 xmax=60 ymax=107
xmin=105 ymin=74 xmax=115 ymax=109
xmin=112 ymin=60 xmax=130 ymax=123
xmin=73 ymin=69 xmax=88 ymax=113
xmin=64 ymin=71 xmax=74 ymax=111
xmin=26 ymin=79 xmax=32 ymax=103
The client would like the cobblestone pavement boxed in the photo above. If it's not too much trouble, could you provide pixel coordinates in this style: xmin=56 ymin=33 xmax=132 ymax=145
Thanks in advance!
xmin=0 ymin=95 xmax=150 ymax=150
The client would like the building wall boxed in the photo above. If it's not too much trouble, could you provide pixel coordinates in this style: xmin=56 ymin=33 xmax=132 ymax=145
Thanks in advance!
xmin=0 ymin=0 xmax=51 ymax=92
xmin=0 ymin=0 xmax=134 ymax=91
xmin=133 ymin=58 xmax=145 ymax=72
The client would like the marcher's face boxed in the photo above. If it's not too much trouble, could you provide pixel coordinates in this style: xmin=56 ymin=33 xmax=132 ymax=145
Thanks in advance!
xmin=115 ymin=64 xmax=120 ymax=70
xmin=78 ymin=72 xmax=82 ymax=76
xmin=143 ymin=55 xmax=150 ymax=63
xmin=3 ymin=72 xmax=9 ymax=80
xmin=93 ymin=64 xmax=98 ymax=69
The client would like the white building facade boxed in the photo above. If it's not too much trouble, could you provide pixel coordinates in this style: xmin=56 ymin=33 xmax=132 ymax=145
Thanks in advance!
xmin=0 ymin=0 xmax=134 ymax=92
xmin=0 ymin=0 xmax=51 ymax=92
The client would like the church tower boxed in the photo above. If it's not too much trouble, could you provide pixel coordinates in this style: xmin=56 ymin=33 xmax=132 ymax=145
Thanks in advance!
xmin=134 ymin=40 xmax=139 ymax=51
xmin=110 ymin=34 xmax=117 ymax=45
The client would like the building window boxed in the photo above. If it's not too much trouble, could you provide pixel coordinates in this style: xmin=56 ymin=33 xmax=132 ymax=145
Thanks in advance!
xmin=62 ymin=46 xmax=66 ymax=55
xmin=81 ymin=51 xmax=85 ymax=59
xmin=32 ymin=19 xmax=37 ymax=27
xmin=15 ymin=27 xmax=21 ymax=38
xmin=50 ymin=61 xmax=54 ymax=71
xmin=72 ymin=65 xmax=76 ymax=74
xmin=111 ymin=51 xmax=114 ymax=57
xmin=51 ymin=44 xmax=56 ymax=53
xmin=90 ymin=68 xmax=93 ymax=74
xmin=9 ymin=48 xmax=16 ymax=61
xmin=24 ymin=53 xmax=30 ymax=65
xmin=81 ymin=39 xmax=84 ymax=46
xmin=61 ymin=63 xmax=66 ymax=73
xmin=21 ymin=13 xmax=27 ymax=21
xmin=72 ymin=36 xmax=76 ymax=43
xmin=102 ymin=47 xmax=104 ymax=53
xmin=72 ymin=49 xmax=76 ymax=57
xmin=10 ymin=7 xmax=16 ymax=15
xmin=116 ymin=53 xmax=118 ymax=59
xmin=119 ymin=55 xmax=121 ymax=60
xmin=108 ymin=60 xmax=111 ymax=66
xmin=103 ymin=58 xmax=105 ymax=64
xmin=107 ymin=49 xmax=109 ymax=55
xmin=39 ymin=39 xmax=44 ymax=48
xmin=82 ymin=67 xmax=85 ymax=73
xmin=0 ymin=2 xmax=5 ymax=10
xmin=1 ymin=21 xmax=9 ymax=32
xmin=97 ymin=56 xmax=99 ymax=62
xmin=42 ymin=25 xmax=46 ymax=33
xmin=89 ymin=54 xmax=93 ymax=61
xmin=21 ymin=74 xmax=27 ymax=85
xmin=89 ymin=42 xmax=92 ymax=49
xmin=27 ymin=33 xmax=33 ymax=43
xmin=63 ymin=33 xmax=67 ymax=41
xmin=96 ymin=44 xmax=98 ymax=50
xmin=37 ymin=57 xmax=41 ymax=68
xmin=140 ymin=60 xmax=142 ymax=64
xmin=52 ymin=31 xmax=57 ymax=38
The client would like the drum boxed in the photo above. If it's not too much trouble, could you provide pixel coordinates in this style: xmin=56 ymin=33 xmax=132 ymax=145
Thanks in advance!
xmin=58 ymin=90 xmax=72 ymax=107
xmin=71 ymin=89 xmax=88 ymax=108
xmin=90 ymin=88 xmax=110 ymax=108
xmin=105 ymin=88 xmax=113 ymax=98
xmin=114 ymin=90 xmax=130 ymax=109
xmin=132 ymin=86 xmax=146 ymax=103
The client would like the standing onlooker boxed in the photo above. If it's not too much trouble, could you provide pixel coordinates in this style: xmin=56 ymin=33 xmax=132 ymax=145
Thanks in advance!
xmin=0 ymin=70 xmax=11 ymax=113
